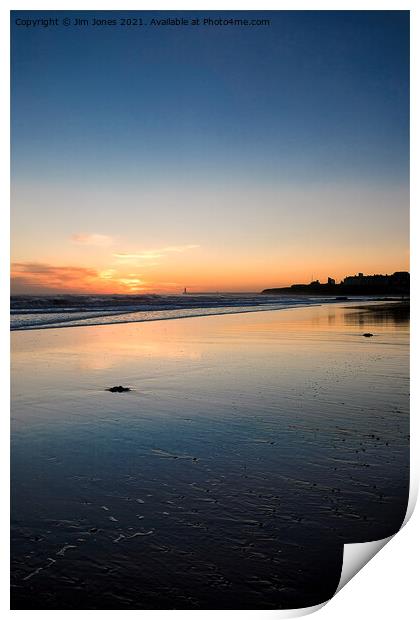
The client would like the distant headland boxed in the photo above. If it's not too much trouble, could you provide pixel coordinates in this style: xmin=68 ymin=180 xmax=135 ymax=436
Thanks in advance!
xmin=262 ymin=271 xmax=410 ymax=296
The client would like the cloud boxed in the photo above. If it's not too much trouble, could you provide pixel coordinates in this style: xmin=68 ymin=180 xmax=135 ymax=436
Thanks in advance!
xmin=117 ymin=278 xmax=146 ymax=292
xmin=12 ymin=262 xmax=98 ymax=280
xmin=114 ymin=251 xmax=163 ymax=261
xmin=114 ymin=244 xmax=199 ymax=261
xmin=10 ymin=262 xmax=147 ymax=294
xmin=10 ymin=261 xmax=193 ymax=295
xmin=11 ymin=262 xmax=100 ymax=293
xmin=161 ymin=245 xmax=200 ymax=252
xmin=71 ymin=233 xmax=115 ymax=247
xmin=98 ymin=269 xmax=117 ymax=279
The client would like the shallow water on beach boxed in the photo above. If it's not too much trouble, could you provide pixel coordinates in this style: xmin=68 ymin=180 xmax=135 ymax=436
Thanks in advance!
xmin=10 ymin=292 xmax=317 ymax=331
xmin=11 ymin=302 xmax=409 ymax=609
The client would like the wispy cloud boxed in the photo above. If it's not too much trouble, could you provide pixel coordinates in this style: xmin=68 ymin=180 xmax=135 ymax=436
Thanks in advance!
xmin=161 ymin=245 xmax=200 ymax=253
xmin=71 ymin=233 xmax=115 ymax=247
xmin=98 ymin=269 xmax=117 ymax=279
xmin=114 ymin=244 xmax=199 ymax=261
xmin=114 ymin=251 xmax=163 ymax=261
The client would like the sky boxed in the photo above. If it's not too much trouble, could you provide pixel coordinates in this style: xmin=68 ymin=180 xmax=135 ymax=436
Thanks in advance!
xmin=11 ymin=10 xmax=409 ymax=294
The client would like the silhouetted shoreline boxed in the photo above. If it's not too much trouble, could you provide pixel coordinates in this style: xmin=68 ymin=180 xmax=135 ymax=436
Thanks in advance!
xmin=262 ymin=271 xmax=409 ymax=297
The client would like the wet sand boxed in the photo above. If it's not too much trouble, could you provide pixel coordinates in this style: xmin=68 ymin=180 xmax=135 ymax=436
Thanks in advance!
xmin=11 ymin=301 xmax=409 ymax=609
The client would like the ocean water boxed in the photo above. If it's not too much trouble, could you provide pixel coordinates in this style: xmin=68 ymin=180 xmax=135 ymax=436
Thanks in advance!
xmin=11 ymin=293 xmax=353 ymax=331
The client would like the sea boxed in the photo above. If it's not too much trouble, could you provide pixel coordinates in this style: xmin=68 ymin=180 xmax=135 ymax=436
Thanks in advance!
xmin=10 ymin=293 xmax=349 ymax=331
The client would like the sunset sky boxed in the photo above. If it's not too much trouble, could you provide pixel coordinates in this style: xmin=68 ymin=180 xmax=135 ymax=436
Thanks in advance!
xmin=11 ymin=10 xmax=409 ymax=294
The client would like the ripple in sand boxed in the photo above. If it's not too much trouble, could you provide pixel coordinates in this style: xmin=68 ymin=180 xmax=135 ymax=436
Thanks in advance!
xmin=56 ymin=544 xmax=77 ymax=556
xmin=152 ymin=448 xmax=198 ymax=461
xmin=23 ymin=557 xmax=56 ymax=581
xmin=113 ymin=533 xmax=125 ymax=543
xmin=113 ymin=530 xmax=154 ymax=543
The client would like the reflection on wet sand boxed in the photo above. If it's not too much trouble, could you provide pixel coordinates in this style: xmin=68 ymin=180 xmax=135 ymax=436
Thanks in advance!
xmin=11 ymin=301 xmax=409 ymax=610
xmin=343 ymin=302 xmax=409 ymax=328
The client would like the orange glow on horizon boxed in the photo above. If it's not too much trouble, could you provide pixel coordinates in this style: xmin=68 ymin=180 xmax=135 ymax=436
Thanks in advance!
xmin=11 ymin=252 xmax=409 ymax=296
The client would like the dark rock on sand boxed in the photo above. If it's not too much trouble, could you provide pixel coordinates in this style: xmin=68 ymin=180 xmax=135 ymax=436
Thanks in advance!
xmin=106 ymin=386 xmax=131 ymax=393
xmin=362 ymin=333 xmax=374 ymax=337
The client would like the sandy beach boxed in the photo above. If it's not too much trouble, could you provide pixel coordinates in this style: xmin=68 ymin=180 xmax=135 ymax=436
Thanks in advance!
xmin=10 ymin=301 xmax=409 ymax=609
